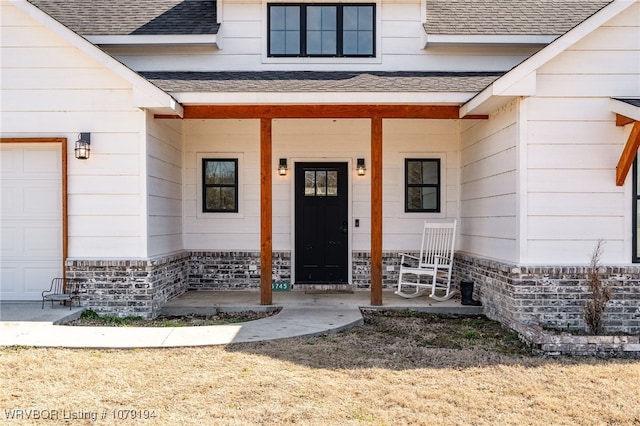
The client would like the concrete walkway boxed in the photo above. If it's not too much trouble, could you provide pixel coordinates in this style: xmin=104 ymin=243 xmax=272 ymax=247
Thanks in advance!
xmin=0 ymin=291 xmax=482 ymax=349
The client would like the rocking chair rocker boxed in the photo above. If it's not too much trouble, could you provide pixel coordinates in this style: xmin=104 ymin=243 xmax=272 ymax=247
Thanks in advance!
xmin=395 ymin=220 xmax=457 ymax=301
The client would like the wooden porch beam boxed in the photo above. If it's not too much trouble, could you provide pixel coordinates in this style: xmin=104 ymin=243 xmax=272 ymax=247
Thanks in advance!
xmin=260 ymin=118 xmax=273 ymax=305
xmin=616 ymin=121 xmax=640 ymax=186
xmin=616 ymin=114 xmax=636 ymax=127
xmin=370 ymin=117 xmax=383 ymax=306
xmin=172 ymin=105 xmax=488 ymax=120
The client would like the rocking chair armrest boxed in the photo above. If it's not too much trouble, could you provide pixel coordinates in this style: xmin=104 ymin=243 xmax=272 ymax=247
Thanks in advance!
xmin=398 ymin=253 xmax=419 ymax=260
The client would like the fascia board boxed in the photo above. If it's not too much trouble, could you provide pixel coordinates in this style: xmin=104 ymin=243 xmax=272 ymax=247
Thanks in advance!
xmin=171 ymin=91 xmax=477 ymax=105
xmin=611 ymin=99 xmax=640 ymax=121
xmin=86 ymin=34 xmax=218 ymax=47
xmin=424 ymin=34 xmax=557 ymax=48
xmin=9 ymin=0 xmax=182 ymax=115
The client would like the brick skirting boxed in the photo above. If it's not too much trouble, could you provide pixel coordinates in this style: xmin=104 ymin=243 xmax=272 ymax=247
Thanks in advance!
xmin=66 ymin=250 xmax=640 ymax=337
xmin=454 ymin=252 xmax=640 ymax=335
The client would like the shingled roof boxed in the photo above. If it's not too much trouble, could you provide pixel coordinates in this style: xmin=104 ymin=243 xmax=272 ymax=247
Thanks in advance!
xmin=615 ymin=99 xmax=640 ymax=109
xmin=28 ymin=0 xmax=218 ymax=35
xmin=140 ymin=71 xmax=504 ymax=93
xmin=425 ymin=0 xmax=613 ymax=35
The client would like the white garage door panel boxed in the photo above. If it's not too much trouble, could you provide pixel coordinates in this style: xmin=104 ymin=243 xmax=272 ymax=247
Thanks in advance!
xmin=24 ymin=226 xmax=61 ymax=253
xmin=1 ymin=144 xmax=62 ymax=301
xmin=24 ymin=187 xmax=61 ymax=216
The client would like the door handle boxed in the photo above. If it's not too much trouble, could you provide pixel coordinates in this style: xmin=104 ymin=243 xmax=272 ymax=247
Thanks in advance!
xmin=338 ymin=224 xmax=348 ymax=234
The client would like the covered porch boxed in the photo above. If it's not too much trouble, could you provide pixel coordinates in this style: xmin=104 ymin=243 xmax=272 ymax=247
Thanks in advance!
xmin=155 ymin=103 xmax=488 ymax=306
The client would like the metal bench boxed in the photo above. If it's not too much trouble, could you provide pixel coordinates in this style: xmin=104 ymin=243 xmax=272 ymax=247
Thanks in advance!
xmin=42 ymin=277 xmax=81 ymax=310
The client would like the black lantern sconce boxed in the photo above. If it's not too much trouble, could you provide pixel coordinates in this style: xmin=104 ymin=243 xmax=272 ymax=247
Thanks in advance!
xmin=74 ymin=133 xmax=91 ymax=160
xmin=357 ymin=158 xmax=366 ymax=176
xmin=278 ymin=158 xmax=288 ymax=176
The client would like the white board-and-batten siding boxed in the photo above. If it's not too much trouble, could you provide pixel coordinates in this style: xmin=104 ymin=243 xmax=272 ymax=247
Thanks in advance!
xmin=1 ymin=2 xmax=148 ymax=258
xmin=106 ymin=1 xmax=539 ymax=73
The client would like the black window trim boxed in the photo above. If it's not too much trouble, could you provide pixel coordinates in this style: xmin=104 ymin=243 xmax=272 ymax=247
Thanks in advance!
xmin=633 ymin=157 xmax=639 ymax=262
xmin=202 ymin=158 xmax=239 ymax=213
xmin=267 ymin=3 xmax=376 ymax=58
xmin=404 ymin=158 xmax=441 ymax=213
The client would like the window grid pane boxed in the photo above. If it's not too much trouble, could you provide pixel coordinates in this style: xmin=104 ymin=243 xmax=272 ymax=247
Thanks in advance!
xmin=342 ymin=6 xmax=374 ymax=55
xmin=405 ymin=159 xmax=440 ymax=213
xmin=270 ymin=6 xmax=300 ymax=55
xmin=304 ymin=169 xmax=339 ymax=197
xmin=203 ymin=159 xmax=238 ymax=212
xmin=269 ymin=4 xmax=374 ymax=57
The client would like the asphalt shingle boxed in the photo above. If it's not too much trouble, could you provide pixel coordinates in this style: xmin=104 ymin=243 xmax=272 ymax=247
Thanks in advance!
xmin=140 ymin=71 xmax=505 ymax=93
xmin=425 ymin=0 xmax=613 ymax=35
xmin=615 ymin=99 xmax=640 ymax=109
xmin=28 ymin=0 xmax=219 ymax=35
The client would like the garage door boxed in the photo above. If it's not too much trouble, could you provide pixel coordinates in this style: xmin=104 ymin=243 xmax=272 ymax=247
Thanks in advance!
xmin=1 ymin=143 xmax=63 ymax=300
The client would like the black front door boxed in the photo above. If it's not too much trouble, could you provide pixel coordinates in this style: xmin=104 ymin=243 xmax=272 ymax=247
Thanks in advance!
xmin=295 ymin=162 xmax=348 ymax=283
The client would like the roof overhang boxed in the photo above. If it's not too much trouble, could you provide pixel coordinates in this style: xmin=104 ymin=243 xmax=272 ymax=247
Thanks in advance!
xmin=155 ymin=104 xmax=489 ymax=120
xmin=611 ymin=98 xmax=640 ymax=123
xmin=85 ymin=34 xmax=219 ymax=48
xmin=171 ymin=91 xmax=479 ymax=106
xmin=10 ymin=0 xmax=183 ymax=116
xmin=423 ymin=34 xmax=558 ymax=49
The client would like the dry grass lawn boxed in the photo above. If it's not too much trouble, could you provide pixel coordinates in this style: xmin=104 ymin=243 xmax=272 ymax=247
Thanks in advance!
xmin=1 ymin=311 xmax=639 ymax=425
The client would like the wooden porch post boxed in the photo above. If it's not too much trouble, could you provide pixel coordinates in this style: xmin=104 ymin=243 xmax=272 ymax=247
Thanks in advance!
xmin=371 ymin=117 xmax=383 ymax=305
xmin=260 ymin=118 xmax=273 ymax=305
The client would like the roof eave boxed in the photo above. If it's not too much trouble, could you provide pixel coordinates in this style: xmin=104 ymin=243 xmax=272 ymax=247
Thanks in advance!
xmin=611 ymin=98 xmax=640 ymax=121
xmin=171 ymin=91 xmax=479 ymax=106
xmin=86 ymin=34 xmax=219 ymax=48
xmin=423 ymin=34 xmax=558 ymax=49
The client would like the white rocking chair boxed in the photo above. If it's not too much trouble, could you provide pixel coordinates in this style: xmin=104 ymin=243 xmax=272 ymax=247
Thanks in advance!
xmin=395 ymin=220 xmax=457 ymax=301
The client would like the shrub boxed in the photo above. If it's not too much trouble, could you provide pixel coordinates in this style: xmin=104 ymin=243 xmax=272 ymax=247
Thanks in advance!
xmin=583 ymin=240 xmax=611 ymax=335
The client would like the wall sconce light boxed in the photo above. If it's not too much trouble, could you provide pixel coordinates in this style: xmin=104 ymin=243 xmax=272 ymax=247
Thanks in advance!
xmin=278 ymin=158 xmax=288 ymax=176
xmin=74 ymin=133 xmax=91 ymax=160
xmin=357 ymin=158 xmax=366 ymax=176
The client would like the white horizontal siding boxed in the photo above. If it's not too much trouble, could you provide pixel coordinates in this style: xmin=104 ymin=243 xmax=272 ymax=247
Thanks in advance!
xmin=459 ymin=100 xmax=519 ymax=262
xmin=522 ymin=4 xmax=639 ymax=264
xmin=382 ymin=119 xmax=459 ymax=251
xmin=184 ymin=119 xmax=260 ymax=250
xmin=1 ymin=2 xmax=147 ymax=258
xmin=183 ymin=118 xmax=459 ymax=253
xmin=147 ymin=114 xmax=184 ymax=256
xmin=105 ymin=1 xmax=540 ymax=73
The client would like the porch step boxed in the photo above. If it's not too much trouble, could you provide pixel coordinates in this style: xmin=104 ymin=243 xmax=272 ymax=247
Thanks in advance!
xmin=295 ymin=284 xmax=355 ymax=294
xmin=304 ymin=289 xmax=354 ymax=294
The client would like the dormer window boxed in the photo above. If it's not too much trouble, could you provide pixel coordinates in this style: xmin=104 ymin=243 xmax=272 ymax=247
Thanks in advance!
xmin=268 ymin=4 xmax=375 ymax=57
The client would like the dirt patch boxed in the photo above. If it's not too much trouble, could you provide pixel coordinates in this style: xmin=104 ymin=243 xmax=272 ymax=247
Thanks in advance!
xmin=65 ymin=309 xmax=280 ymax=327
xmin=2 ymin=310 xmax=640 ymax=425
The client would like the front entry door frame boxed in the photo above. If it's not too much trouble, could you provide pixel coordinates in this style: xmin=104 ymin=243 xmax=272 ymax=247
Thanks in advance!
xmin=291 ymin=158 xmax=353 ymax=286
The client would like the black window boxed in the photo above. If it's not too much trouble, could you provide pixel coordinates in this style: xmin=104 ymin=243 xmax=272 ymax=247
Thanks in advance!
xmin=202 ymin=159 xmax=238 ymax=213
xmin=268 ymin=4 xmax=375 ymax=57
xmin=634 ymin=156 xmax=639 ymax=262
xmin=405 ymin=159 xmax=441 ymax=213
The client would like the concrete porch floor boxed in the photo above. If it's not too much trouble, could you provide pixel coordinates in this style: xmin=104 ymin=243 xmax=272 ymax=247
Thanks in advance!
xmin=161 ymin=289 xmax=483 ymax=316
